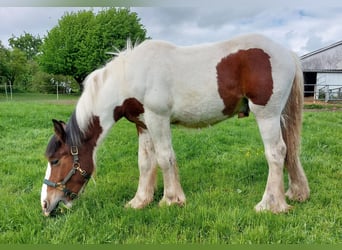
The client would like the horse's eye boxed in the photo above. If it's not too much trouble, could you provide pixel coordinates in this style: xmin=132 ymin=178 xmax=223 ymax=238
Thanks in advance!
xmin=50 ymin=159 xmax=60 ymax=166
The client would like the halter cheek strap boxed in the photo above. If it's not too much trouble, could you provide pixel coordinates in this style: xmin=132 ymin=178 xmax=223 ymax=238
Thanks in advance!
xmin=43 ymin=146 xmax=91 ymax=200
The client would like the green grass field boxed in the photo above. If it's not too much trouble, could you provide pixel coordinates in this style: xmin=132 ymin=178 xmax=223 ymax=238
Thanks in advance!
xmin=0 ymin=94 xmax=341 ymax=244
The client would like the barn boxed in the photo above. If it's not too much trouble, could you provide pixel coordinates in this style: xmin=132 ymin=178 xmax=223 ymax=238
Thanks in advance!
xmin=301 ymin=40 xmax=342 ymax=102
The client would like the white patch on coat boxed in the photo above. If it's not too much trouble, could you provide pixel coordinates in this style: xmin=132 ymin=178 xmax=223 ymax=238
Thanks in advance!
xmin=40 ymin=162 xmax=51 ymax=207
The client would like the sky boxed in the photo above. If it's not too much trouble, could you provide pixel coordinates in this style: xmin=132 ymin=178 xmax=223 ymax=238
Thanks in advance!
xmin=0 ymin=0 xmax=342 ymax=56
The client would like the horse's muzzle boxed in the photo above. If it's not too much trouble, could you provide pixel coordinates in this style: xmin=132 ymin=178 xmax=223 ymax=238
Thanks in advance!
xmin=42 ymin=199 xmax=72 ymax=216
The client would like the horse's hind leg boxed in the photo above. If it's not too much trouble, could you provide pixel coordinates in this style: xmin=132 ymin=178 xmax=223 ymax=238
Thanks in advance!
xmin=126 ymin=127 xmax=158 ymax=209
xmin=253 ymin=114 xmax=292 ymax=213
xmin=285 ymin=157 xmax=310 ymax=202
xmin=144 ymin=111 xmax=186 ymax=207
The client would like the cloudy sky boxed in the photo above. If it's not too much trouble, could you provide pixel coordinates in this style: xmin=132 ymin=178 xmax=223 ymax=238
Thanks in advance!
xmin=0 ymin=0 xmax=342 ymax=55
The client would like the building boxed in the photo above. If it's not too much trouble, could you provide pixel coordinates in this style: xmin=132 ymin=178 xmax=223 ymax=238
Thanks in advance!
xmin=301 ymin=40 xmax=342 ymax=101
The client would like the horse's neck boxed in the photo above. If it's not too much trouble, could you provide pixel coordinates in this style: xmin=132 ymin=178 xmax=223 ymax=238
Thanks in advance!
xmin=76 ymin=62 xmax=122 ymax=145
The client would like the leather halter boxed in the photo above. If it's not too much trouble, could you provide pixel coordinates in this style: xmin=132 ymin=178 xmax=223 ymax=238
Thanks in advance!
xmin=43 ymin=146 xmax=91 ymax=200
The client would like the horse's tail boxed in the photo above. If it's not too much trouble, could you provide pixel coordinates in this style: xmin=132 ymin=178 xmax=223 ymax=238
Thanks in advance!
xmin=281 ymin=53 xmax=310 ymax=201
xmin=281 ymin=54 xmax=303 ymax=167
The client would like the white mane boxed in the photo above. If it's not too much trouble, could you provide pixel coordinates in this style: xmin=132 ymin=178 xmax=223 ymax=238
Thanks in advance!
xmin=108 ymin=39 xmax=139 ymax=57
xmin=75 ymin=39 xmax=139 ymax=133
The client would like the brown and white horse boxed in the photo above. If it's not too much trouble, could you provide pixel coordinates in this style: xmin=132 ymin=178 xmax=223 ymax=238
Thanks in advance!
xmin=41 ymin=34 xmax=310 ymax=216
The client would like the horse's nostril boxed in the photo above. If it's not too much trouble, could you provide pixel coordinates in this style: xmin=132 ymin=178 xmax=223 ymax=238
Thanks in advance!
xmin=43 ymin=200 xmax=48 ymax=209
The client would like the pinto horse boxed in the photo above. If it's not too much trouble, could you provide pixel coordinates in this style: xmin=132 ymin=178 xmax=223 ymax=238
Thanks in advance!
xmin=41 ymin=34 xmax=310 ymax=216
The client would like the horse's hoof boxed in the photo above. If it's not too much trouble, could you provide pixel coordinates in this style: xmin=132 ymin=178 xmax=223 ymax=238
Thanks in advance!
xmin=159 ymin=195 xmax=186 ymax=207
xmin=255 ymin=200 xmax=293 ymax=213
xmin=285 ymin=185 xmax=310 ymax=202
xmin=125 ymin=196 xmax=152 ymax=209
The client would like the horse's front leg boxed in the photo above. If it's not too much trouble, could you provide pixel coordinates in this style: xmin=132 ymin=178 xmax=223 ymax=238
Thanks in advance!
xmin=126 ymin=127 xmax=158 ymax=209
xmin=145 ymin=111 xmax=186 ymax=207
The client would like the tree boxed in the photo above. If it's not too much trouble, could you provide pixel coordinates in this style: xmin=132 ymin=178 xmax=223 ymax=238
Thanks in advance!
xmin=39 ymin=8 xmax=148 ymax=90
xmin=0 ymin=45 xmax=29 ymax=92
xmin=1 ymin=33 xmax=45 ymax=93
xmin=0 ymin=42 xmax=10 ymax=95
xmin=9 ymin=32 xmax=42 ymax=60
xmin=6 ymin=48 xmax=28 ymax=90
xmin=0 ymin=42 xmax=10 ymax=79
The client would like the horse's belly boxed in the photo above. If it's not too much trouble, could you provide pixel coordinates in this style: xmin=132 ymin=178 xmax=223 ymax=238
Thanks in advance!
xmin=170 ymin=104 xmax=227 ymax=128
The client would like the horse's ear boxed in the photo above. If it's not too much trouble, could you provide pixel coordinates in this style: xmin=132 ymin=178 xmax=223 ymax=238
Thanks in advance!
xmin=52 ymin=119 xmax=66 ymax=143
xmin=58 ymin=120 xmax=67 ymax=130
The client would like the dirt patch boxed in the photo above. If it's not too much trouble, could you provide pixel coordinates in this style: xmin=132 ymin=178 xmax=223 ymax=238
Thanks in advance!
xmin=304 ymin=107 xmax=342 ymax=112
xmin=303 ymin=100 xmax=342 ymax=112
xmin=45 ymin=99 xmax=78 ymax=105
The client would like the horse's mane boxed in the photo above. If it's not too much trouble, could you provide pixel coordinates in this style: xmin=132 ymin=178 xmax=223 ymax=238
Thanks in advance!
xmin=66 ymin=111 xmax=84 ymax=147
xmin=45 ymin=112 xmax=83 ymax=157
xmin=113 ymin=38 xmax=140 ymax=57
xmin=107 ymin=39 xmax=138 ymax=58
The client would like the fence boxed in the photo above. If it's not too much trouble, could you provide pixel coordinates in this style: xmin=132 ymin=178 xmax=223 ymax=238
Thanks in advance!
xmin=0 ymin=83 xmax=13 ymax=101
xmin=304 ymin=84 xmax=342 ymax=102
xmin=1 ymin=82 xmax=341 ymax=103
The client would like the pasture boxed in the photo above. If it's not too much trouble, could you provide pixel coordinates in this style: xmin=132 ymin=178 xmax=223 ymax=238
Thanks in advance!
xmin=0 ymin=94 xmax=341 ymax=244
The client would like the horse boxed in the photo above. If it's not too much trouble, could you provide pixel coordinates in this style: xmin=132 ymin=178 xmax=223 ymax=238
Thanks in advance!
xmin=40 ymin=34 xmax=310 ymax=216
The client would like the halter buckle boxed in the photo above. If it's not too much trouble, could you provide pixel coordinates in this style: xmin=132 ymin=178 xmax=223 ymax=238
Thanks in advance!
xmin=71 ymin=146 xmax=78 ymax=156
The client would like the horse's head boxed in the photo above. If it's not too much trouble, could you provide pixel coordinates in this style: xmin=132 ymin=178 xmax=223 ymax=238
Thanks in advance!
xmin=41 ymin=116 xmax=102 ymax=216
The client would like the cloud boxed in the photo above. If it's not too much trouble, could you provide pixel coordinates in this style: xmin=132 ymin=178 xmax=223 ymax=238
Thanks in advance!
xmin=0 ymin=2 xmax=341 ymax=56
xmin=0 ymin=7 xmax=92 ymax=46
xmin=133 ymin=3 xmax=342 ymax=55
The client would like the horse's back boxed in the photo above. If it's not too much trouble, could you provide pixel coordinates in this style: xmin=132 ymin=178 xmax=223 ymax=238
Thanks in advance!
xmin=124 ymin=34 xmax=296 ymax=125
xmin=129 ymin=33 xmax=295 ymax=92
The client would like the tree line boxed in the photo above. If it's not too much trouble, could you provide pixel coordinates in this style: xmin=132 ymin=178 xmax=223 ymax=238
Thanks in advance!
xmin=0 ymin=8 xmax=148 ymax=94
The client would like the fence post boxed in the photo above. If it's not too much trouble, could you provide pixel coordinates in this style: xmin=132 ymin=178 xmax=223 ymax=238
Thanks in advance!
xmin=325 ymin=85 xmax=329 ymax=102
xmin=4 ymin=81 xmax=8 ymax=101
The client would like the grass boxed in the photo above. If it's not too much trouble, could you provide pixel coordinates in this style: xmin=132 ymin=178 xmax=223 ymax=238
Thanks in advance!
xmin=0 ymin=94 xmax=341 ymax=244
xmin=0 ymin=92 xmax=79 ymax=104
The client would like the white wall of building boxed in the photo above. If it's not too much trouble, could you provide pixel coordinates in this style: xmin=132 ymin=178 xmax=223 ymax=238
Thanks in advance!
xmin=317 ymin=73 xmax=342 ymax=86
xmin=316 ymin=73 xmax=342 ymax=101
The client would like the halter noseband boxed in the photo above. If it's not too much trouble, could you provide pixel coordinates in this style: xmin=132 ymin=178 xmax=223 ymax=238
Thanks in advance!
xmin=43 ymin=146 xmax=91 ymax=200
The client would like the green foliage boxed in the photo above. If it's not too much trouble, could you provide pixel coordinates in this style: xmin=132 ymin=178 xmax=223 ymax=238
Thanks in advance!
xmin=39 ymin=8 xmax=148 ymax=86
xmin=39 ymin=10 xmax=94 ymax=84
xmin=1 ymin=38 xmax=39 ymax=92
xmin=0 ymin=48 xmax=46 ymax=92
xmin=8 ymin=32 xmax=43 ymax=60
xmin=3 ymin=48 xmax=28 ymax=89
xmin=0 ymin=97 xmax=341 ymax=243
xmin=29 ymin=71 xmax=54 ymax=93
xmin=1 ymin=9 xmax=147 ymax=94
xmin=0 ymin=42 xmax=10 ymax=84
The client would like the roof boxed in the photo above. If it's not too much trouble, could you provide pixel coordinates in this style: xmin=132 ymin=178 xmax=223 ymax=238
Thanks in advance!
xmin=300 ymin=40 xmax=342 ymax=72
xmin=301 ymin=40 xmax=342 ymax=59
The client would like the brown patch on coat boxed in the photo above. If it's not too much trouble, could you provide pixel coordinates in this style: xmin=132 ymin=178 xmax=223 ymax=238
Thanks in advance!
xmin=216 ymin=48 xmax=273 ymax=116
xmin=114 ymin=98 xmax=147 ymax=129
xmin=84 ymin=116 xmax=103 ymax=146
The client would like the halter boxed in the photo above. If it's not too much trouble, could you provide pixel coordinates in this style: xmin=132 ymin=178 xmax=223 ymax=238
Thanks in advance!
xmin=43 ymin=146 xmax=91 ymax=200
